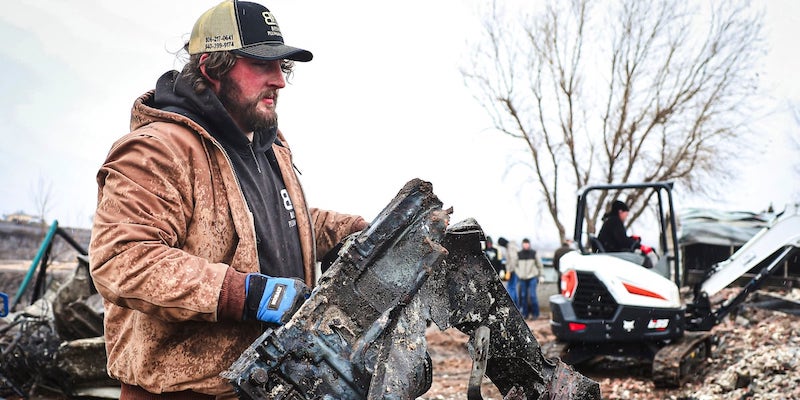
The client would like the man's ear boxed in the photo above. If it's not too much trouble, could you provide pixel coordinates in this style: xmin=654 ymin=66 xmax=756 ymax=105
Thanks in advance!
xmin=199 ymin=53 xmax=221 ymax=93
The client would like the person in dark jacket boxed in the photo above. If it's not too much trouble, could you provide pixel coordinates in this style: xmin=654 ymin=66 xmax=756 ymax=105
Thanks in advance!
xmin=598 ymin=200 xmax=638 ymax=252
xmin=597 ymin=200 xmax=653 ymax=263
xmin=483 ymin=236 xmax=505 ymax=274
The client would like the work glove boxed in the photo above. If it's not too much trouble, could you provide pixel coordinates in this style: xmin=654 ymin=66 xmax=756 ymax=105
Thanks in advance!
xmin=639 ymin=244 xmax=653 ymax=255
xmin=631 ymin=235 xmax=641 ymax=242
xmin=244 ymin=273 xmax=310 ymax=324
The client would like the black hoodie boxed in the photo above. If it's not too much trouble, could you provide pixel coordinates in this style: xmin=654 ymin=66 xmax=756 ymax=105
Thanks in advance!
xmin=148 ymin=70 xmax=304 ymax=280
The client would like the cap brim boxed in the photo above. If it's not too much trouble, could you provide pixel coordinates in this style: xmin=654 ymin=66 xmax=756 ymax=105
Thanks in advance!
xmin=234 ymin=44 xmax=313 ymax=62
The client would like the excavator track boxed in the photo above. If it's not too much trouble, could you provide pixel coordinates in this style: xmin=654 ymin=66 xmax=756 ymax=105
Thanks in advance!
xmin=651 ymin=331 xmax=714 ymax=387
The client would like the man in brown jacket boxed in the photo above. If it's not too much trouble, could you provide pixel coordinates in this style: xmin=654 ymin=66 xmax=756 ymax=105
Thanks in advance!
xmin=89 ymin=1 xmax=367 ymax=398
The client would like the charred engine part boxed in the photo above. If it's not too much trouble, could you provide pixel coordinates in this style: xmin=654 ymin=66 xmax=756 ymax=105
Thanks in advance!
xmin=224 ymin=179 xmax=449 ymax=399
xmin=223 ymin=179 xmax=601 ymax=399
xmin=425 ymin=220 xmax=601 ymax=399
xmin=467 ymin=326 xmax=490 ymax=400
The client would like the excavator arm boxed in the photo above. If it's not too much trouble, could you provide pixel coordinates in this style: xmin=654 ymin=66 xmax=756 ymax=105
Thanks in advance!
xmin=687 ymin=203 xmax=800 ymax=330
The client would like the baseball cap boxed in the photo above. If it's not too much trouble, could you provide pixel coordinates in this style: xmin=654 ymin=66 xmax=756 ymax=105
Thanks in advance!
xmin=188 ymin=0 xmax=313 ymax=62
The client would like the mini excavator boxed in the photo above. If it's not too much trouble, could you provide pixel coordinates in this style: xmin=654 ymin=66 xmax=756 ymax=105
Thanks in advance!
xmin=546 ymin=181 xmax=800 ymax=387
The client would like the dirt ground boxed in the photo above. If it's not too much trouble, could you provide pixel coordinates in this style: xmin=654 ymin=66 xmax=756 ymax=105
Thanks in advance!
xmin=422 ymin=290 xmax=800 ymax=400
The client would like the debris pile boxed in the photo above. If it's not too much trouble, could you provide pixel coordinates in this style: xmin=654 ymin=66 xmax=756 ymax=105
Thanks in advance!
xmin=0 ymin=260 xmax=117 ymax=399
xmin=580 ymin=288 xmax=800 ymax=400
xmin=0 ymin=303 xmax=62 ymax=397
xmin=683 ymin=289 xmax=800 ymax=400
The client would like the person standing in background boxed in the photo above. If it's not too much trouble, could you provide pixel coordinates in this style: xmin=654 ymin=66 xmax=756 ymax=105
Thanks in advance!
xmin=552 ymin=239 xmax=574 ymax=288
xmin=497 ymin=237 xmax=520 ymax=311
xmin=516 ymin=238 xmax=544 ymax=320
xmin=483 ymin=236 xmax=505 ymax=275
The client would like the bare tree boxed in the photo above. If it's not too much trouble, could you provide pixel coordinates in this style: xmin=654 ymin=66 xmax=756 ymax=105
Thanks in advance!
xmin=462 ymin=0 xmax=765 ymax=242
xmin=30 ymin=174 xmax=54 ymax=228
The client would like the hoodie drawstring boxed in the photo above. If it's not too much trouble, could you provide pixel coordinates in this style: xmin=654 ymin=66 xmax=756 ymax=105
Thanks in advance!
xmin=248 ymin=143 xmax=262 ymax=174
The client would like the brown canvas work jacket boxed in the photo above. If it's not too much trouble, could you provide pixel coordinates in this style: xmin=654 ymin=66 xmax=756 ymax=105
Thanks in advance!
xmin=89 ymin=89 xmax=365 ymax=396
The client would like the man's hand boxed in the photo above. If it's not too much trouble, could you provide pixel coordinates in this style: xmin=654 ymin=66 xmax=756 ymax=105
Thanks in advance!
xmin=244 ymin=273 xmax=310 ymax=324
xmin=639 ymin=244 xmax=653 ymax=255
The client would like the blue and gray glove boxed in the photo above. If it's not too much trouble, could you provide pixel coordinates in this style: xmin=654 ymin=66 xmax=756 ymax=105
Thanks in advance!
xmin=244 ymin=273 xmax=310 ymax=324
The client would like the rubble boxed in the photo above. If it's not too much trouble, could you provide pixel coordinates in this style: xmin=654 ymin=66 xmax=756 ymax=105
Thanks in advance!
xmin=543 ymin=288 xmax=799 ymax=400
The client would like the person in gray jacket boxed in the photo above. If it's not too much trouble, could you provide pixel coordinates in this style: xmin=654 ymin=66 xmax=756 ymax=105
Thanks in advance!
xmin=497 ymin=237 xmax=520 ymax=311
xmin=516 ymin=238 xmax=544 ymax=320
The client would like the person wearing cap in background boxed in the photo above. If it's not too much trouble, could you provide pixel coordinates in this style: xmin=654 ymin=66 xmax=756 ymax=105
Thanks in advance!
xmin=89 ymin=1 xmax=367 ymax=398
xmin=597 ymin=200 xmax=653 ymax=260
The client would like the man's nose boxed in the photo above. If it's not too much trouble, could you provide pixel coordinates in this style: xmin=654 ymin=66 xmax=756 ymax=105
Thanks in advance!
xmin=265 ymin=64 xmax=286 ymax=88
xmin=270 ymin=71 xmax=286 ymax=88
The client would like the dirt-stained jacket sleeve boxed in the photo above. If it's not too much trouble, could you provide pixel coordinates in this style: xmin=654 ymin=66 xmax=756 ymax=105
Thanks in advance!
xmin=90 ymin=128 xmax=251 ymax=323
xmin=310 ymin=208 xmax=368 ymax=259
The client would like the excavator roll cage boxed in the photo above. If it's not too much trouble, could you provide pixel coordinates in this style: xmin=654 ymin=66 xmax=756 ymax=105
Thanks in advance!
xmin=573 ymin=181 xmax=681 ymax=284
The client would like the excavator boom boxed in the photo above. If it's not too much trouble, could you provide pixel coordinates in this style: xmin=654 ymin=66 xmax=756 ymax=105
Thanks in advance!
xmin=699 ymin=203 xmax=800 ymax=297
xmin=687 ymin=203 xmax=800 ymax=331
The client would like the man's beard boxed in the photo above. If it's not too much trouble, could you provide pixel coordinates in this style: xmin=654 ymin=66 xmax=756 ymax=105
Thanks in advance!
xmin=218 ymin=75 xmax=278 ymax=133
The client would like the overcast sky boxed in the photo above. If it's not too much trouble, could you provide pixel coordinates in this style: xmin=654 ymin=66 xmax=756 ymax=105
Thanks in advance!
xmin=1 ymin=0 xmax=798 ymax=249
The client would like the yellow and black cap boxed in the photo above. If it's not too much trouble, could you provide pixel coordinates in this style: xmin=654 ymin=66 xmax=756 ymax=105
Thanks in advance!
xmin=188 ymin=0 xmax=312 ymax=62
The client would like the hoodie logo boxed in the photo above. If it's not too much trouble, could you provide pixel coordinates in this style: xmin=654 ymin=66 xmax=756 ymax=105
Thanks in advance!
xmin=280 ymin=189 xmax=296 ymax=227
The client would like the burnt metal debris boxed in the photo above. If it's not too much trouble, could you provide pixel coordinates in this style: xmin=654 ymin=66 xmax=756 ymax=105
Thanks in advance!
xmin=222 ymin=179 xmax=601 ymax=399
xmin=0 ymin=256 xmax=116 ymax=398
